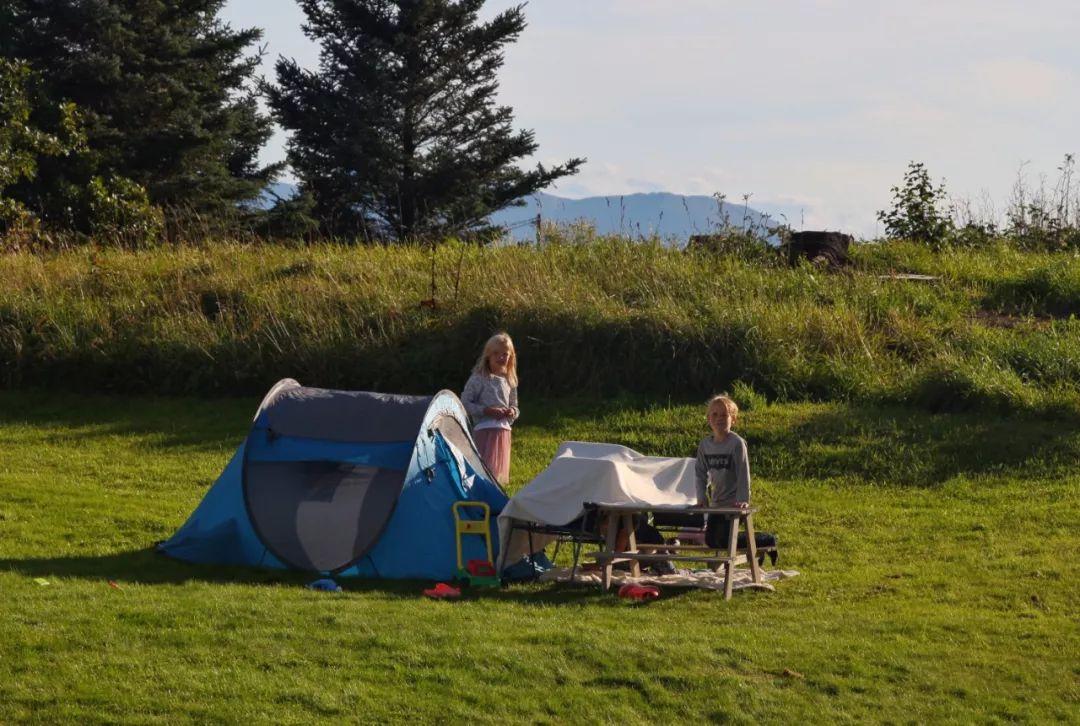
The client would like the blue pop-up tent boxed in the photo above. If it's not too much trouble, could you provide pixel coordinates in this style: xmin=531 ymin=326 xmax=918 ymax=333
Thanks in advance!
xmin=159 ymin=379 xmax=508 ymax=580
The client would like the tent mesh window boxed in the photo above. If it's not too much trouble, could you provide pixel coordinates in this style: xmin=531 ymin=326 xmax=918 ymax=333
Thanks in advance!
xmin=244 ymin=461 xmax=404 ymax=572
xmin=430 ymin=414 xmax=497 ymax=484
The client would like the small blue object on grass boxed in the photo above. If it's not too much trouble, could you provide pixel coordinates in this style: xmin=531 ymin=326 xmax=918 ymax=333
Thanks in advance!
xmin=501 ymin=551 xmax=554 ymax=582
xmin=307 ymin=578 xmax=342 ymax=592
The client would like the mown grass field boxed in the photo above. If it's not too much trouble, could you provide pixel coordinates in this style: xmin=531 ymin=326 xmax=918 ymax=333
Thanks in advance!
xmin=1 ymin=390 xmax=1076 ymax=723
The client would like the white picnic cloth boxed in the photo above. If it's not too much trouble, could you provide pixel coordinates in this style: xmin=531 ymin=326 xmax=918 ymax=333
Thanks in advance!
xmin=496 ymin=441 xmax=699 ymax=571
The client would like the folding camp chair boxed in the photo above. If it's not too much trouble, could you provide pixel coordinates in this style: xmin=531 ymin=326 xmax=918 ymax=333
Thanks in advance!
xmin=509 ymin=507 xmax=606 ymax=581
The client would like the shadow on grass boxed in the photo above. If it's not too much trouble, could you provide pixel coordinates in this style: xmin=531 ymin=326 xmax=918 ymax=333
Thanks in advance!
xmin=0 ymin=389 xmax=659 ymax=456
xmin=748 ymin=403 xmax=1080 ymax=486
xmin=528 ymin=398 xmax=1080 ymax=486
xmin=1 ymin=549 xmax=308 ymax=587
xmin=0 ymin=389 xmax=250 ymax=453
xmin=1 ymin=548 xmax=683 ymax=606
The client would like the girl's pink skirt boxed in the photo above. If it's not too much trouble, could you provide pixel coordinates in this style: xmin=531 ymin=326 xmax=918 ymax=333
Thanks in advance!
xmin=473 ymin=427 xmax=512 ymax=485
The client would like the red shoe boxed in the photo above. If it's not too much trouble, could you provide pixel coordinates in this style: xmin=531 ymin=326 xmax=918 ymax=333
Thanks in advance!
xmin=618 ymin=584 xmax=660 ymax=601
xmin=423 ymin=582 xmax=461 ymax=599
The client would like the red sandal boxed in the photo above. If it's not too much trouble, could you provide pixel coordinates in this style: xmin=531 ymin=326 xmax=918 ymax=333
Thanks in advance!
xmin=618 ymin=584 xmax=660 ymax=601
xmin=423 ymin=582 xmax=462 ymax=599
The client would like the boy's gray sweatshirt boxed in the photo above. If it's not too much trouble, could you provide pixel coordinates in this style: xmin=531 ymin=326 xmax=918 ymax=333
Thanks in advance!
xmin=694 ymin=433 xmax=751 ymax=506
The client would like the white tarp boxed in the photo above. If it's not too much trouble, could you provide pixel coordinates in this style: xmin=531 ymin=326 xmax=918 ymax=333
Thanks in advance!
xmin=497 ymin=441 xmax=698 ymax=570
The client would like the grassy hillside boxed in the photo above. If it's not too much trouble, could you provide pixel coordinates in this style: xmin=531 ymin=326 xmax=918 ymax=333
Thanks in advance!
xmin=2 ymin=239 xmax=1079 ymax=416
xmin=1 ymin=391 xmax=1076 ymax=723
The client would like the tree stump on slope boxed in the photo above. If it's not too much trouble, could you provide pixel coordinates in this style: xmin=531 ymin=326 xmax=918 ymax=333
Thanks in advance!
xmin=784 ymin=231 xmax=852 ymax=268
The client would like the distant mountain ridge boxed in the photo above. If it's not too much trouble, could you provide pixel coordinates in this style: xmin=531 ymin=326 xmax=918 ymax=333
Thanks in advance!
xmin=490 ymin=191 xmax=788 ymax=242
xmin=259 ymin=184 xmax=790 ymax=243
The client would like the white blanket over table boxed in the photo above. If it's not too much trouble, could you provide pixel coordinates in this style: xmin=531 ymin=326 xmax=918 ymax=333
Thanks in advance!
xmin=496 ymin=441 xmax=698 ymax=571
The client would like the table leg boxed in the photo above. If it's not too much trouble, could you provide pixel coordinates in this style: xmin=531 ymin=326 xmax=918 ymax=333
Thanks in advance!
xmin=602 ymin=514 xmax=618 ymax=591
xmin=527 ymin=527 xmax=535 ymax=573
xmin=710 ymin=515 xmax=725 ymax=573
xmin=745 ymin=513 xmax=762 ymax=584
xmin=725 ymin=515 xmax=738 ymax=600
xmin=624 ymin=514 xmax=641 ymax=578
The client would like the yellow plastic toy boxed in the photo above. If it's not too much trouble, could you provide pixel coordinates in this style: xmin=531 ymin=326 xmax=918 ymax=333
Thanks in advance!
xmin=452 ymin=501 xmax=492 ymax=570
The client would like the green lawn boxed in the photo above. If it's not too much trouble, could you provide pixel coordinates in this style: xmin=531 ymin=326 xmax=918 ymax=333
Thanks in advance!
xmin=1 ymin=391 xmax=1077 ymax=723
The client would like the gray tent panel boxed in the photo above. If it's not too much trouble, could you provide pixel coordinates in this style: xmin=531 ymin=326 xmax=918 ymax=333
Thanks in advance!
xmin=265 ymin=387 xmax=432 ymax=443
xmin=245 ymin=461 xmax=404 ymax=572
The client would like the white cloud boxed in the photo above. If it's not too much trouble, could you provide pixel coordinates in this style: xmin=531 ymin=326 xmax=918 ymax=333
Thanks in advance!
xmin=967 ymin=58 xmax=1073 ymax=104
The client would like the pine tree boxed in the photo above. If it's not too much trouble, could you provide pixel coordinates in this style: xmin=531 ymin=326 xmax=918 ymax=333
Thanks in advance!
xmin=266 ymin=0 xmax=583 ymax=241
xmin=0 ymin=0 xmax=278 ymax=227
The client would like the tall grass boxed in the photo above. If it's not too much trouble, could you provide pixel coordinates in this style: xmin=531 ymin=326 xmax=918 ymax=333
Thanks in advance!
xmin=1 ymin=238 xmax=1079 ymax=415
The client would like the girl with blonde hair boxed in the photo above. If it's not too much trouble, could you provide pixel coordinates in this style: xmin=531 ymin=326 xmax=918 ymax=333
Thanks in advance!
xmin=460 ymin=332 xmax=519 ymax=485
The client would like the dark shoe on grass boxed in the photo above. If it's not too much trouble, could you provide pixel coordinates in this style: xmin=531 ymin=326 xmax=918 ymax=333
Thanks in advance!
xmin=651 ymin=560 xmax=677 ymax=576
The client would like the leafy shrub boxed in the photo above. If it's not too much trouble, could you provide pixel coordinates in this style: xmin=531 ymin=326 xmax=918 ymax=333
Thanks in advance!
xmin=0 ymin=60 xmax=81 ymax=245
xmin=949 ymin=222 xmax=999 ymax=249
xmin=87 ymin=176 xmax=164 ymax=248
xmin=877 ymin=162 xmax=954 ymax=249
xmin=1 ymin=60 xmax=162 ymax=250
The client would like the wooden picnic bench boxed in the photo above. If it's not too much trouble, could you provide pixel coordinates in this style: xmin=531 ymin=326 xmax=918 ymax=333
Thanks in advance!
xmin=584 ymin=502 xmax=771 ymax=600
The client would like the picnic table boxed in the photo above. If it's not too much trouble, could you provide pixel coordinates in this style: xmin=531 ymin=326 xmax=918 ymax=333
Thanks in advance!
xmin=585 ymin=502 xmax=768 ymax=600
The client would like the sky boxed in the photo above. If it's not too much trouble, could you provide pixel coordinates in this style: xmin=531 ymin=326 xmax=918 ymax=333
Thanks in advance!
xmin=221 ymin=0 xmax=1080 ymax=236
